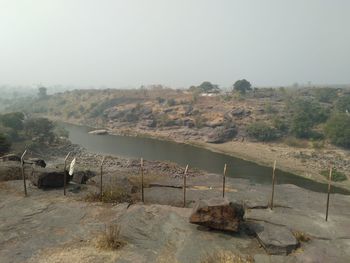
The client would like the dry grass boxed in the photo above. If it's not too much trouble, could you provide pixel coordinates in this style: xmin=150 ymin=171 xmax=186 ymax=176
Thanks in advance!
xmin=84 ymin=186 xmax=133 ymax=203
xmin=293 ymin=231 xmax=311 ymax=243
xmin=95 ymin=224 xmax=126 ymax=250
xmin=200 ymin=251 xmax=253 ymax=263
xmin=128 ymin=173 xmax=163 ymax=188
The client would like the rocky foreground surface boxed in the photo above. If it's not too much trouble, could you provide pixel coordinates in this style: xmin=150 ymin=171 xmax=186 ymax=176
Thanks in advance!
xmin=1 ymin=152 xmax=350 ymax=263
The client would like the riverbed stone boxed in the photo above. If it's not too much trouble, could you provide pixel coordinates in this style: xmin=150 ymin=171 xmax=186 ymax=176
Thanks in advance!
xmin=189 ymin=198 xmax=244 ymax=232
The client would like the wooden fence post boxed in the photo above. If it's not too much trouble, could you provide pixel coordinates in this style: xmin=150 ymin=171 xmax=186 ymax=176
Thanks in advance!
xmin=141 ymin=158 xmax=144 ymax=203
xmin=100 ymin=156 xmax=105 ymax=201
xmin=21 ymin=149 xmax=27 ymax=197
xmin=270 ymin=160 xmax=277 ymax=210
xmin=63 ymin=152 xmax=71 ymax=196
xmin=223 ymin=163 xmax=227 ymax=198
xmin=183 ymin=164 xmax=189 ymax=207
xmin=326 ymin=165 xmax=333 ymax=221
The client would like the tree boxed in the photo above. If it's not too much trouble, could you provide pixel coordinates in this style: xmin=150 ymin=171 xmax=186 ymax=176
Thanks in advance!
xmin=38 ymin=86 xmax=48 ymax=99
xmin=197 ymin=81 xmax=220 ymax=93
xmin=325 ymin=113 xmax=350 ymax=148
xmin=0 ymin=133 xmax=11 ymax=155
xmin=233 ymin=79 xmax=252 ymax=94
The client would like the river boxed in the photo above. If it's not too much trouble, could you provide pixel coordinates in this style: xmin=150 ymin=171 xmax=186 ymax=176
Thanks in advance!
xmin=62 ymin=123 xmax=349 ymax=194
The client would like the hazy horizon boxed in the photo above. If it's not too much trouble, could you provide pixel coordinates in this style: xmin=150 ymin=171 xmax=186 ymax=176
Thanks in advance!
xmin=1 ymin=0 xmax=350 ymax=89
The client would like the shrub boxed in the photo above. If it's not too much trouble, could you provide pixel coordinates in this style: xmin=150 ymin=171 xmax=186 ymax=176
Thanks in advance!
xmin=85 ymin=186 xmax=132 ymax=203
xmin=324 ymin=113 xmax=350 ymax=148
xmin=284 ymin=137 xmax=308 ymax=148
xmin=96 ymin=224 xmax=126 ymax=250
xmin=293 ymin=231 xmax=311 ymax=243
xmin=0 ymin=112 xmax=24 ymax=130
xmin=320 ymin=169 xmax=347 ymax=182
xmin=313 ymin=87 xmax=338 ymax=103
xmin=246 ymin=122 xmax=278 ymax=141
xmin=335 ymin=95 xmax=350 ymax=113
xmin=201 ymin=250 xmax=253 ymax=263
xmin=289 ymin=99 xmax=329 ymax=138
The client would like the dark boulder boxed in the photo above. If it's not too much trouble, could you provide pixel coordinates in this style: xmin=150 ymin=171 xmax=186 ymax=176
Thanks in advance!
xmin=27 ymin=158 xmax=46 ymax=168
xmin=206 ymin=126 xmax=237 ymax=143
xmin=189 ymin=198 xmax=244 ymax=232
xmin=30 ymin=168 xmax=69 ymax=189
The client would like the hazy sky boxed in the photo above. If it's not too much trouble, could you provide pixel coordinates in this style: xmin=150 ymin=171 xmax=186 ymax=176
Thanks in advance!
xmin=1 ymin=0 xmax=350 ymax=88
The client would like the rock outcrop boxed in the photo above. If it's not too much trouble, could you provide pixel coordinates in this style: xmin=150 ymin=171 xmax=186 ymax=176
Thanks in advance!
xmin=189 ymin=198 xmax=244 ymax=232
xmin=206 ymin=126 xmax=237 ymax=143
xmin=248 ymin=222 xmax=299 ymax=255
xmin=88 ymin=129 xmax=108 ymax=135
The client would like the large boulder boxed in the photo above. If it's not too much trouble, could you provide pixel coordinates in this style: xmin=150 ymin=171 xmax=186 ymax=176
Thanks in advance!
xmin=189 ymin=198 xmax=244 ymax=232
xmin=206 ymin=126 xmax=237 ymax=143
xmin=248 ymin=222 xmax=299 ymax=255
xmin=30 ymin=168 xmax=69 ymax=189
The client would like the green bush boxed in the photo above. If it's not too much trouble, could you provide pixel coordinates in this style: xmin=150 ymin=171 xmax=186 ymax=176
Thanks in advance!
xmin=289 ymin=99 xmax=329 ymax=138
xmin=313 ymin=88 xmax=338 ymax=103
xmin=246 ymin=122 xmax=279 ymax=141
xmin=320 ymin=169 xmax=347 ymax=182
xmin=324 ymin=113 xmax=350 ymax=148
xmin=335 ymin=95 xmax=350 ymax=113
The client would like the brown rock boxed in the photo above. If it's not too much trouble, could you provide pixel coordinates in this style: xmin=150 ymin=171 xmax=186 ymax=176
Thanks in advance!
xmin=189 ymin=198 xmax=244 ymax=232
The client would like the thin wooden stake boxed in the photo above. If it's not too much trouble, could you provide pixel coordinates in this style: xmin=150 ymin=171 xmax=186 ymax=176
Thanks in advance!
xmin=63 ymin=152 xmax=71 ymax=196
xmin=183 ymin=164 xmax=189 ymax=207
xmin=270 ymin=160 xmax=277 ymax=210
xmin=100 ymin=156 xmax=105 ymax=201
xmin=326 ymin=165 xmax=333 ymax=221
xmin=141 ymin=158 xmax=144 ymax=203
xmin=223 ymin=164 xmax=227 ymax=198
xmin=21 ymin=149 xmax=27 ymax=197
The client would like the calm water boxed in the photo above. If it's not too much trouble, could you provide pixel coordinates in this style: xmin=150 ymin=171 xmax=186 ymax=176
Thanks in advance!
xmin=62 ymin=123 xmax=349 ymax=195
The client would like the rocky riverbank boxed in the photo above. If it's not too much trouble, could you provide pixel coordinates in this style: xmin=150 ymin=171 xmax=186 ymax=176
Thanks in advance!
xmin=1 ymin=142 xmax=350 ymax=262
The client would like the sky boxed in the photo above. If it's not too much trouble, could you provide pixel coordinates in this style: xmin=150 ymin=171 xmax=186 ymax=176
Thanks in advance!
xmin=0 ymin=0 xmax=350 ymax=89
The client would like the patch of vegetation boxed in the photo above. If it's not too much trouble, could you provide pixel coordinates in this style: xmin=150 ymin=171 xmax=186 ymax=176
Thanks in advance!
xmin=95 ymin=224 xmax=126 ymax=250
xmin=246 ymin=122 xmax=279 ymax=141
xmin=320 ymin=169 xmax=347 ymax=182
xmin=313 ymin=87 xmax=338 ymax=103
xmin=335 ymin=94 xmax=350 ymax=113
xmin=293 ymin=231 xmax=311 ymax=243
xmin=288 ymin=99 xmax=329 ymax=138
xmin=85 ymin=186 xmax=133 ymax=203
xmin=283 ymin=137 xmax=308 ymax=148
xmin=325 ymin=113 xmax=350 ymax=148
xmin=200 ymin=250 xmax=253 ymax=263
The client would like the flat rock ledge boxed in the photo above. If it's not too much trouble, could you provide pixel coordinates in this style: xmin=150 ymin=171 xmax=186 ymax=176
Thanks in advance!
xmin=248 ymin=221 xmax=299 ymax=255
xmin=88 ymin=129 xmax=108 ymax=135
xmin=189 ymin=198 xmax=244 ymax=232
